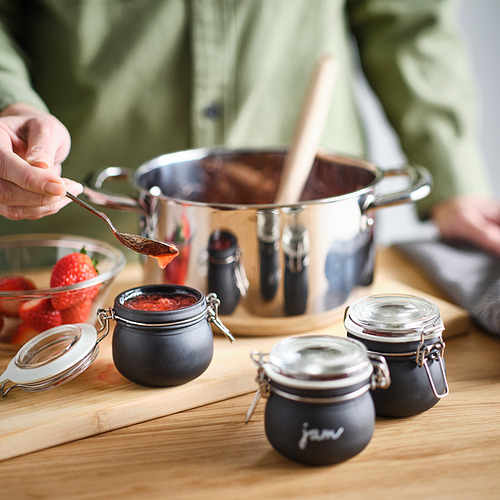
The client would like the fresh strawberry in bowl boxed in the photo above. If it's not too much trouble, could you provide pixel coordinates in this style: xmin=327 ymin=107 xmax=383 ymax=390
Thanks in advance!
xmin=19 ymin=298 xmax=63 ymax=332
xmin=0 ymin=234 xmax=125 ymax=350
xmin=11 ymin=322 xmax=40 ymax=346
xmin=0 ymin=276 xmax=36 ymax=317
xmin=50 ymin=249 xmax=101 ymax=311
xmin=60 ymin=300 xmax=94 ymax=324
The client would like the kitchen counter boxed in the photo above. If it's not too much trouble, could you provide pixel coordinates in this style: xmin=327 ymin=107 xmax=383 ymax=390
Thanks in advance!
xmin=1 ymin=247 xmax=499 ymax=500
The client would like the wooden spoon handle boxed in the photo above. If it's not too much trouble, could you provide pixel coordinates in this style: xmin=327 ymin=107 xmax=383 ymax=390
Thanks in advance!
xmin=275 ymin=54 xmax=339 ymax=205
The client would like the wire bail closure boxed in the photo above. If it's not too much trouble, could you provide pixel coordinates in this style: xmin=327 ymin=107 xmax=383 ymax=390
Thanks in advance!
xmin=206 ymin=293 xmax=235 ymax=342
xmin=416 ymin=333 xmax=449 ymax=399
xmin=368 ymin=353 xmax=391 ymax=390
xmin=233 ymin=248 xmax=249 ymax=297
xmin=96 ymin=307 xmax=114 ymax=343
xmin=245 ymin=351 xmax=271 ymax=423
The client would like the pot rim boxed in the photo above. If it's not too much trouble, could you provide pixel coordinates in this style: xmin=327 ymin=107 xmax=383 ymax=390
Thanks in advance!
xmin=131 ymin=146 xmax=382 ymax=210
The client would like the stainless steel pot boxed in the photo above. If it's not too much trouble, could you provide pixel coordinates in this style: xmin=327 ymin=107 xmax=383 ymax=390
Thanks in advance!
xmin=85 ymin=148 xmax=431 ymax=335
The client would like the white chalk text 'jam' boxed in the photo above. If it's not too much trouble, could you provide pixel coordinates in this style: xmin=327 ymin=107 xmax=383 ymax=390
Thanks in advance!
xmin=298 ymin=422 xmax=345 ymax=450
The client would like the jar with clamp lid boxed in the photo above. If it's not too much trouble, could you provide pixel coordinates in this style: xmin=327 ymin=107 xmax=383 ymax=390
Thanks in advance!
xmin=0 ymin=285 xmax=234 ymax=396
xmin=0 ymin=285 xmax=234 ymax=397
xmin=105 ymin=284 xmax=234 ymax=387
xmin=246 ymin=335 xmax=390 ymax=465
xmin=344 ymin=293 xmax=449 ymax=417
xmin=207 ymin=230 xmax=248 ymax=315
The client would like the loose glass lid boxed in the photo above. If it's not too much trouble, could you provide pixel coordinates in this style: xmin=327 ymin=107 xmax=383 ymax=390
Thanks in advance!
xmin=0 ymin=324 xmax=98 ymax=395
xmin=345 ymin=294 xmax=443 ymax=342
xmin=268 ymin=335 xmax=372 ymax=383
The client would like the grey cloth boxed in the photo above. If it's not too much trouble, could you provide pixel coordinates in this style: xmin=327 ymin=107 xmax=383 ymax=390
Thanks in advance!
xmin=395 ymin=239 xmax=500 ymax=336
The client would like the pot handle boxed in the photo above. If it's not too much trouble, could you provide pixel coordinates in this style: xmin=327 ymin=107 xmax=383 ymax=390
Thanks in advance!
xmin=362 ymin=163 xmax=432 ymax=212
xmin=83 ymin=166 xmax=146 ymax=214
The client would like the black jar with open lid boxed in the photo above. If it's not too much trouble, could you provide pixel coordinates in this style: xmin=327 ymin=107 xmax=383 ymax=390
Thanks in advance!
xmin=344 ymin=293 xmax=449 ymax=417
xmin=0 ymin=285 xmax=234 ymax=396
xmin=246 ymin=335 xmax=390 ymax=465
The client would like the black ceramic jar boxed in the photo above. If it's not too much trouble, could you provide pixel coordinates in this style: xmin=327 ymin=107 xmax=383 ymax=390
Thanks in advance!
xmin=247 ymin=335 xmax=390 ymax=466
xmin=207 ymin=230 xmax=247 ymax=315
xmin=344 ymin=294 xmax=449 ymax=418
xmin=106 ymin=284 xmax=233 ymax=387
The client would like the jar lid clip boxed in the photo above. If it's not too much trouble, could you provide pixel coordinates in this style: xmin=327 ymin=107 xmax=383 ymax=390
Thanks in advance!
xmin=206 ymin=293 xmax=235 ymax=342
xmin=416 ymin=336 xmax=449 ymax=399
xmin=244 ymin=351 xmax=271 ymax=423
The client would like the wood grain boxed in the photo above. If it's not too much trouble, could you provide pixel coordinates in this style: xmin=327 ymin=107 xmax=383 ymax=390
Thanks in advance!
xmin=0 ymin=248 xmax=470 ymax=463
xmin=0 ymin=326 xmax=498 ymax=500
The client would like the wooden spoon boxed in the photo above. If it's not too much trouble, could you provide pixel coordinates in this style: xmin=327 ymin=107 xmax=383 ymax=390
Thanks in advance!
xmin=66 ymin=192 xmax=179 ymax=268
xmin=274 ymin=54 xmax=339 ymax=205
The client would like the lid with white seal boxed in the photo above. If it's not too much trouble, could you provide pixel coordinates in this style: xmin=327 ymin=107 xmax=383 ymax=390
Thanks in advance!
xmin=0 ymin=309 xmax=111 ymax=396
xmin=344 ymin=294 xmax=444 ymax=343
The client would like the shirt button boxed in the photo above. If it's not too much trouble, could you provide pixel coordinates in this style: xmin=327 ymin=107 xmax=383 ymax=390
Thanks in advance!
xmin=203 ymin=102 xmax=222 ymax=120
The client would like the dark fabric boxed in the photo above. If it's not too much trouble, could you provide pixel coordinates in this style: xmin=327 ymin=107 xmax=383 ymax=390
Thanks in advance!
xmin=395 ymin=239 xmax=500 ymax=336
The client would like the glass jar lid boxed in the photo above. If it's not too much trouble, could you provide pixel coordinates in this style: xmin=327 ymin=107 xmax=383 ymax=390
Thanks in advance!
xmin=0 ymin=323 xmax=98 ymax=396
xmin=344 ymin=294 xmax=443 ymax=342
xmin=264 ymin=335 xmax=373 ymax=389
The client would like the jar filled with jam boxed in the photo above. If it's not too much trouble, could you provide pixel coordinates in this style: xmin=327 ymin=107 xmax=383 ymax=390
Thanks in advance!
xmin=208 ymin=230 xmax=248 ymax=315
xmin=109 ymin=284 xmax=234 ymax=387
xmin=246 ymin=335 xmax=390 ymax=465
xmin=0 ymin=285 xmax=234 ymax=397
xmin=344 ymin=294 xmax=449 ymax=417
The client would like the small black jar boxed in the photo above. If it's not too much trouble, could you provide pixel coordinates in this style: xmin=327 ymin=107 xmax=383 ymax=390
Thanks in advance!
xmin=344 ymin=294 xmax=449 ymax=418
xmin=247 ymin=335 xmax=390 ymax=466
xmin=207 ymin=230 xmax=247 ymax=315
xmin=105 ymin=284 xmax=233 ymax=387
xmin=282 ymin=213 xmax=309 ymax=316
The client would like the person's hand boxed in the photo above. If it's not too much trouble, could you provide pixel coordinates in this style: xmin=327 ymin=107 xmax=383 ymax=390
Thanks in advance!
xmin=431 ymin=196 xmax=500 ymax=257
xmin=0 ymin=103 xmax=82 ymax=221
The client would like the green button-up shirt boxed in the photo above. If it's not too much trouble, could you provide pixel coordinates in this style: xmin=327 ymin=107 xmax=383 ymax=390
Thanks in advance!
xmin=0 ymin=0 xmax=489 ymax=243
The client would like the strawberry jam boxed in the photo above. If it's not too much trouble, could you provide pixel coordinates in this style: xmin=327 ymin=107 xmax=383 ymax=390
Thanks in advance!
xmin=209 ymin=235 xmax=233 ymax=251
xmin=124 ymin=293 xmax=197 ymax=312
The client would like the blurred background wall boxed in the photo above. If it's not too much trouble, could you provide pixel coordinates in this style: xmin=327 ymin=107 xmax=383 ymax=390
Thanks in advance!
xmin=356 ymin=0 xmax=500 ymax=245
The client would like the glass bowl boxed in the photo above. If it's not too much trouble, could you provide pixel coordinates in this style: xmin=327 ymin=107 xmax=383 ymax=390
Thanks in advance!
xmin=0 ymin=234 xmax=125 ymax=350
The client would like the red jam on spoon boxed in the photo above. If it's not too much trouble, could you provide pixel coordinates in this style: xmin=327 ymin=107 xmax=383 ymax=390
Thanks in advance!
xmin=124 ymin=293 xmax=197 ymax=312
xmin=153 ymin=252 xmax=178 ymax=270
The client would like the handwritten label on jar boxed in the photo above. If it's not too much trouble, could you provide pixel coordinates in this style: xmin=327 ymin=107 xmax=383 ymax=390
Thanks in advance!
xmin=298 ymin=422 xmax=345 ymax=450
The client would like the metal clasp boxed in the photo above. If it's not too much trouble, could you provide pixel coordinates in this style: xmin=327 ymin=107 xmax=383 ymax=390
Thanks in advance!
xmin=234 ymin=247 xmax=249 ymax=297
xmin=416 ymin=334 xmax=449 ymax=399
xmin=245 ymin=351 xmax=271 ymax=423
xmin=368 ymin=353 xmax=391 ymax=390
xmin=206 ymin=293 xmax=235 ymax=342
xmin=0 ymin=379 xmax=15 ymax=397
xmin=96 ymin=307 xmax=115 ymax=344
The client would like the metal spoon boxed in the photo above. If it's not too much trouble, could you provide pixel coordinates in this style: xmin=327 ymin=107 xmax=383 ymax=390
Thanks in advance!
xmin=66 ymin=192 xmax=179 ymax=268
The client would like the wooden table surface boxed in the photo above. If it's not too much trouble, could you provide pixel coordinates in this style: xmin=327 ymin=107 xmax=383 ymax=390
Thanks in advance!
xmin=1 ymin=248 xmax=499 ymax=500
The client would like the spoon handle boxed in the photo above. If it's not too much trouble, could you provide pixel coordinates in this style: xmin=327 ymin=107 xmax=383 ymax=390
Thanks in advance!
xmin=66 ymin=192 xmax=117 ymax=233
xmin=275 ymin=55 xmax=338 ymax=205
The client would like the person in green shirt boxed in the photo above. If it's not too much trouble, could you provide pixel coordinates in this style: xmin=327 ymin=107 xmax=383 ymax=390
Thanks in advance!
xmin=0 ymin=0 xmax=498 ymax=255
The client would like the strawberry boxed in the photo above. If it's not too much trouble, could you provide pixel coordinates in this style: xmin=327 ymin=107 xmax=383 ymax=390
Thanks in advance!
xmin=0 ymin=276 xmax=37 ymax=316
xmin=50 ymin=249 xmax=100 ymax=310
xmin=61 ymin=299 xmax=93 ymax=324
xmin=11 ymin=322 xmax=39 ymax=345
xmin=19 ymin=298 xmax=62 ymax=332
xmin=164 ymin=213 xmax=191 ymax=285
